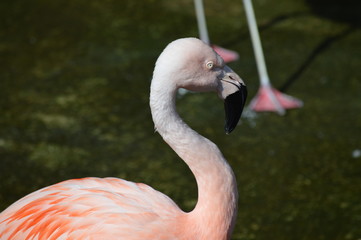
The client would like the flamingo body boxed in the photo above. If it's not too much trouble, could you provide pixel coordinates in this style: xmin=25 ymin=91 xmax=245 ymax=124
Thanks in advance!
xmin=0 ymin=38 xmax=247 ymax=240
xmin=0 ymin=178 xmax=184 ymax=239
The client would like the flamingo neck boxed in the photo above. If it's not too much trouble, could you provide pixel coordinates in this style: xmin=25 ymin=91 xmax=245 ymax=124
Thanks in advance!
xmin=150 ymin=82 xmax=238 ymax=240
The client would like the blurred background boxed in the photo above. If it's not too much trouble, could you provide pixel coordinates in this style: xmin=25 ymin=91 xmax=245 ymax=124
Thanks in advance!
xmin=0 ymin=0 xmax=360 ymax=239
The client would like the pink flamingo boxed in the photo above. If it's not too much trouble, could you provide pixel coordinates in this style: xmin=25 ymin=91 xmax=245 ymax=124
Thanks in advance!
xmin=0 ymin=38 xmax=247 ymax=240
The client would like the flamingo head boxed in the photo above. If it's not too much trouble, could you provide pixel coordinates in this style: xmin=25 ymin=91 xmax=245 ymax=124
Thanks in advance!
xmin=153 ymin=37 xmax=247 ymax=133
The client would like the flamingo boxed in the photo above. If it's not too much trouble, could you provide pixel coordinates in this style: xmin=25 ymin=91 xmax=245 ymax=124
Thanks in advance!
xmin=0 ymin=38 xmax=247 ymax=240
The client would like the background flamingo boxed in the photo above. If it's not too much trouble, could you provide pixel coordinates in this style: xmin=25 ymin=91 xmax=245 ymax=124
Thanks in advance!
xmin=243 ymin=0 xmax=303 ymax=114
xmin=194 ymin=0 xmax=239 ymax=63
xmin=0 ymin=38 xmax=247 ymax=240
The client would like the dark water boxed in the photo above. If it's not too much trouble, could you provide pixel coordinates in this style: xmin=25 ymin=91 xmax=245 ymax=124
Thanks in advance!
xmin=1 ymin=0 xmax=361 ymax=239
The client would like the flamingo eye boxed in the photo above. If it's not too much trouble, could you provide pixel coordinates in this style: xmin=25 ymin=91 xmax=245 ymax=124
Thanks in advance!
xmin=206 ymin=61 xmax=214 ymax=69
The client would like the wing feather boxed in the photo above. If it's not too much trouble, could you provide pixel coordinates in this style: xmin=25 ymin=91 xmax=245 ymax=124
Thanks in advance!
xmin=0 ymin=177 xmax=184 ymax=240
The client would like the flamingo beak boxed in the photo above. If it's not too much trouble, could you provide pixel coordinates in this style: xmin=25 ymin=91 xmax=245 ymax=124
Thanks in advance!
xmin=224 ymin=83 xmax=247 ymax=134
xmin=217 ymin=65 xmax=247 ymax=134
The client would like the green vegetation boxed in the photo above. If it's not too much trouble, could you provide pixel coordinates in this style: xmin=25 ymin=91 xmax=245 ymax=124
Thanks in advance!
xmin=0 ymin=0 xmax=360 ymax=239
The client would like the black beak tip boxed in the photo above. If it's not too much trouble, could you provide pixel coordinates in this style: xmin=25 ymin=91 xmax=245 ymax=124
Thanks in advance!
xmin=224 ymin=85 xmax=248 ymax=134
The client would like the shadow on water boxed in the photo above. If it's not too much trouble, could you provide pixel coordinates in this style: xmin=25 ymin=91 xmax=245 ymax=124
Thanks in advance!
xmin=306 ymin=0 xmax=361 ymax=27
xmin=279 ymin=0 xmax=361 ymax=91
xmin=279 ymin=26 xmax=355 ymax=92
xmin=226 ymin=0 xmax=361 ymax=92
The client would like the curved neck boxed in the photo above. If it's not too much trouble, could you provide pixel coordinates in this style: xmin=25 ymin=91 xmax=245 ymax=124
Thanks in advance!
xmin=150 ymin=81 xmax=238 ymax=240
